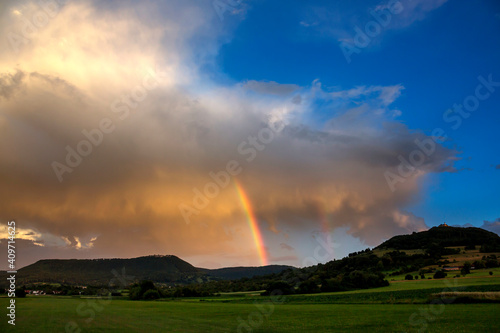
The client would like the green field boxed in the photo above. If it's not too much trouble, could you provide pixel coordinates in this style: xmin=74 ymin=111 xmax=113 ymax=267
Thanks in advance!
xmin=1 ymin=276 xmax=499 ymax=332
xmin=1 ymin=297 xmax=499 ymax=332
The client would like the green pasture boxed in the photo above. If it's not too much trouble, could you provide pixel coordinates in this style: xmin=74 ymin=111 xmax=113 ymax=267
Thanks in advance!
xmin=1 ymin=276 xmax=499 ymax=333
xmin=1 ymin=297 xmax=499 ymax=332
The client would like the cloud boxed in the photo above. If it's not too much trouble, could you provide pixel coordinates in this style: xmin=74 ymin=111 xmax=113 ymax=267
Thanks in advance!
xmin=388 ymin=0 xmax=449 ymax=29
xmin=0 ymin=225 xmax=96 ymax=250
xmin=0 ymin=70 xmax=25 ymax=99
xmin=299 ymin=0 xmax=448 ymax=46
xmin=0 ymin=225 xmax=40 ymax=243
xmin=452 ymin=220 xmax=500 ymax=237
xmin=243 ymin=80 xmax=300 ymax=96
xmin=280 ymin=243 xmax=295 ymax=251
xmin=269 ymin=255 xmax=298 ymax=263
xmin=0 ymin=0 xmax=459 ymax=267
xmin=451 ymin=223 xmax=474 ymax=228
xmin=329 ymin=84 xmax=404 ymax=107
xmin=299 ymin=21 xmax=318 ymax=28
xmin=481 ymin=219 xmax=500 ymax=236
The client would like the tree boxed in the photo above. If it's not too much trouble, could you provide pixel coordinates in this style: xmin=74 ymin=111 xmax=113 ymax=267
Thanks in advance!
xmin=129 ymin=280 xmax=159 ymax=300
xmin=461 ymin=262 xmax=471 ymax=275
xmin=489 ymin=271 xmax=493 ymax=276
xmin=320 ymin=278 xmax=346 ymax=292
xmin=297 ymin=280 xmax=320 ymax=294
xmin=404 ymin=274 xmax=413 ymax=280
xmin=433 ymin=270 xmax=447 ymax=279
xmin=129 ymin=285 xmax=142 ymax=300
xmin=485 ymin=259 xmax=499 ymax=268
xmin=143 ymin=289 xmax=160 ymax=300
xmin=473 ymin=260 xmax=485 ymax=269
xmin=376 ymin=261 xmax=385 ymax=271
xmin=342 ymin=271 xmax=389 ymax=289
xmin=262 ymin=281 xmax=294 ymax=296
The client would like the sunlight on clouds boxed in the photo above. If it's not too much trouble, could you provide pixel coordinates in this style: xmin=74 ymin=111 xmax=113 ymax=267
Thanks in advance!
xmin=0 ymin=225 xmax=40 ymax=242
xmin=74 ymin=236 xmax=81 ymax=250
xmin=0 ymin=225 xmax=96 ymax=249
xmin=0 ymin=2 xmax=177 ymax=96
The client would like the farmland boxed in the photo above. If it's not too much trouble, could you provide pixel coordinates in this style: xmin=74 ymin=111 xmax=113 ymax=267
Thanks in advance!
xmin=1 ymin=275 xmax=499 ymax=332
xmin=2 ymin=231 xmax=499 ymax=332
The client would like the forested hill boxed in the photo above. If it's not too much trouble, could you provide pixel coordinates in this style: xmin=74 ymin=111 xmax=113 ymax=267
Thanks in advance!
xmin=0 ymin=255 xmax=293 ymax=286
xmin=3 ymin=226 xmax=499 ymax=288
xmin=198 ymin=265 xmax=292 ymax=280
xmin=376 ymin=226 xmax=500 ymax=250
xmin=7 ymin=255 xmax=200 ymax=285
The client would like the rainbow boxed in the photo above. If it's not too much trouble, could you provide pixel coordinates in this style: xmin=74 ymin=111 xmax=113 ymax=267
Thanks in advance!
xmin=234 ymin=180 xmax=268 ymax=266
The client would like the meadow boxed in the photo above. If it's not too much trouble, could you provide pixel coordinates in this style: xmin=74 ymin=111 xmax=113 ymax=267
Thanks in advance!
xmin=1 ymin=275 xmax=499 ymax=332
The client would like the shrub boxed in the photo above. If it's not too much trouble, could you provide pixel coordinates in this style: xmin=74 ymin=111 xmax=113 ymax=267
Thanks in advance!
xmin=490 ymin=271 xmax=493 ymax=276
xmin=414 ymin=275 xmax=419 ymax=280
xmin=404 ymin=274 xmax=413 ymax=280
xmin=461 ymin=262 xmax=471 ymax=275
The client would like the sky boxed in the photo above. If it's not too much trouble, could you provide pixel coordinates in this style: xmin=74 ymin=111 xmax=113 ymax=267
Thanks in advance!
xmin=0 ymin=0 xmax=499 ymax=270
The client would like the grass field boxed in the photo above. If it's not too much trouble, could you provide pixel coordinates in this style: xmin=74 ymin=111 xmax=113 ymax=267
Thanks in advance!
xmin=1 ymin=297 xmax=499 ymax=332
xmin=1 ymin=276 xmax=499 ymax=332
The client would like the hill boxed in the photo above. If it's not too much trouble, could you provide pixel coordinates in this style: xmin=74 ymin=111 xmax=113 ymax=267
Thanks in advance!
xmin=200 ymin=265 xmax=292 ymax=280
xmin=5 ymin=255 xmax=201 ymax=286
xmin=2 ymin=226 xmax=499 ymax=290
xmin=376 ymin=226 xmax=500 ymax=250
xmin=0 ymin=255 xmax=294 ymax=286
xmin=173 ymin=226 xmax=500 ymax=296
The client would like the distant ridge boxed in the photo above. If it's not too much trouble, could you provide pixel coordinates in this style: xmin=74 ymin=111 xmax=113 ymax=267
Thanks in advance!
xmin=198 ymin=265 xmax=292 ymax=280
xmin=376 ymin=226 xmax=500 ymax=250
